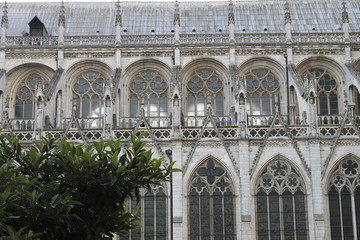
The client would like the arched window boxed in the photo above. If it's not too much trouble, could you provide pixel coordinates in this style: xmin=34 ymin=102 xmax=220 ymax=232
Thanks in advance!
xmin=304 ymin=69 xmax=338 ymax=115
xmin=72 ymin=71 xmax=105 ymax=118
xmin=328 ymin=158 xmax=360 ymax=239
xmin=15 ymin=73 xmax=43 ymax=119
xmin=187 ymin=69 xmax=224 ymax=116
xmin=129 ymin=70 xmax=168 ymax=117
xmin=188 ymin=159 xmax=236 ymax=240
xmin=120 ymin=186 xmax=167 ymax=240
xmin=245 ymin=68 xmax=280 ymax=115
xmin=256 ymin=159 xmax=308 ymax=239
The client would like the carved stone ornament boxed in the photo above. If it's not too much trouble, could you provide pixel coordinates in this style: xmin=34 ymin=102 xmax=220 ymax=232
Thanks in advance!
xmin=173 ymin=0 xmax=180 ymax=26
xmin=1 ymin=2 xmax=8 ymax=29
xmin=303 ymin=74 xmax=316 ymax=103
xmin=115 ymin=0 xmax=122 ymax=27
xmin=228 ymin=0 xmax=235 ymax=25
xmin=284 ymin=1 xmax=292 ymax=24
xmin=342 ymin=0 xmax=349 ymax=24
xmin=58 ymin=1 xmax=65 ymax=27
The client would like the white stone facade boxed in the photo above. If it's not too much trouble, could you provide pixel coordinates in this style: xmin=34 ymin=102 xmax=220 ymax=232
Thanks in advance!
xmin=1 ymin=0 xmax=360 ymax=239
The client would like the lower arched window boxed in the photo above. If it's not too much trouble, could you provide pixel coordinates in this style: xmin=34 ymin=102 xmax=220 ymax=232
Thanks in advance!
xmin=188 ymin=159 xmax=236 ymax=240
xmin=328 ymin=158 xmax=360 ymax=239
xmin=256 ymin=159 xmax=308 ymax=239
xmin=120 ymin=186 xmax=167 ymax=240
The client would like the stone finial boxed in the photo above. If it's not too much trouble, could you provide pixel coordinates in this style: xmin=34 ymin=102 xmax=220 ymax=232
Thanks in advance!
xmin=304 ymin=74 xmax=317 ymax=104
xmin=236 ymin=76 xmax=246 ymax=105
xmin=342 ymin=0 xmax=349 ymax=24
xmin=174 ymin=0 xmax=180 ymax=26
xmin=1 ymin=2 xmax=8 ymax=29
xmin=58 ymin=1 xmax=65 ymax=27
xmin=284 ymin=1 xmax=291 ymax=24
xmin=228 ymin=0 xmax=235 ymax=25
xmin=115 ymin=0 xmax=122 ymax=27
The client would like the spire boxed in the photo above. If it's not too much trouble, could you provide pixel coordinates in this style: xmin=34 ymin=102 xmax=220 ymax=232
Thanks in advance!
xmin=58 ymin=1 xmax=65 ymax=27
xmin=284 ymin=1 xmax=291 ymax=24
xmin=342 ymin=0 xmax=349 ymax=24
xmin=1 ymin=2 xmax=8 ymax=29
xmin=174 ymin=0 xmax=180 ymax=26
xmin=228 ymin=0 xmax=235 ymax=25
xmin=115 ymin=0 xmax=122 ymax=27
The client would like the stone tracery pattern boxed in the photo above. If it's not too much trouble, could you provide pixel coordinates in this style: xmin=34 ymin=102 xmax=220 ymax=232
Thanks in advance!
xmin=15 ymin=73 xmax=43 ymax=119
xmin=256 ymin=159 xmax=307 ymax=239
xmin=328 ymin=158 xmax=360 ymax=239
xmin=188 ymin=159 xmax=235 ymax=240
xmin=72 ymin=71 xmax=105 ymax=118
xmin=129 ymin=70 xmax=168 ymax=117
xmin=186 ymin=69 xmax=224 ymax=116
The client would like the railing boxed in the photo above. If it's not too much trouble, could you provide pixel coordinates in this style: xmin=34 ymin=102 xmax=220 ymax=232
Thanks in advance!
xmin=349 ymin=32 xmax=360 ymax=42
xmin=122 ymin=35 xmax=174 ymax=46
xmin=62 ymin=117 xmax=103 ymax=129
xmin=180 ymin=33 xmax=229 ymax=45
xmin=247 ymin=115 xmax=288 ymax=127
xmin=119 ymin=117 xmax=171 ymax=128
xmin=292 ymin=33 xmax=344 ymax=43
xmin=6 ymin=36 xmax=58 ymax=47
xmin=8 ymin=118 xmax=35 ymax=130
xmin=317 ymin=115 xmax=342 ymax=125
xmin=235 ymin=33 xmax=286 ymax=44
xmin=183 ymin=116 xmax=232 ymax=128
xmin=64 ymin=35 xmax=115 ymax=46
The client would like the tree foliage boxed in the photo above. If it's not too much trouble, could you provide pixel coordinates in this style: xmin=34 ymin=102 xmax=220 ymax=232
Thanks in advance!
xmin=0 ymin=133 xmax=178 ymax=240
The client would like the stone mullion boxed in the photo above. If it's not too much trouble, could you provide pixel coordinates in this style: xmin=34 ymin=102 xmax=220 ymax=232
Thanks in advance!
xmin=350 ymin=187 xmax=358 ymax=240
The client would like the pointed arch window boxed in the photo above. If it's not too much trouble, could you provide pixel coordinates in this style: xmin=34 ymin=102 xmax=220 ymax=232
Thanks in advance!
xmin=245 ymin=68 xmax=280 ymax=116
xmin=15 ymin=73 xmax=43 ymax=119
xmin=256 ymin=159 xmax=308 ymax=239
xmin=304 ymin=69 xmax=339 ymax=115
xmin=129 ymin=70 xmax=168 ymax=117
xmin=188 ymin=159 xmax=236 ymax=240
xmin=328 ymin=158 xmax=360 ymax=239
xmin=72 ymin=71 xmax=105 ymax=118
xmin=187 ymin=69 xmax=224 ymax=116
xmin=119 ymin=186 xmax=168 ymax=240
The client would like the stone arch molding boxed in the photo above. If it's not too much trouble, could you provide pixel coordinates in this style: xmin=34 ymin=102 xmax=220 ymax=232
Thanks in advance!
xmin=323 ymin=152 xmax=360 ymax=189
xmin=239 ymin=56 xmax=286 ymax=79
xmin=183 ymin=154 xmax=240 ymax=197
xmin=251 ymin=153 xmax=309 ymax=195
xmin=6 ymin=63 xmax=54 ymax=95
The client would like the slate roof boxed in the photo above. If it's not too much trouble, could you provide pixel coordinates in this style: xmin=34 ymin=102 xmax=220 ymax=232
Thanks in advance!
xmin=1 ymin=0 xmax=359 ymax=37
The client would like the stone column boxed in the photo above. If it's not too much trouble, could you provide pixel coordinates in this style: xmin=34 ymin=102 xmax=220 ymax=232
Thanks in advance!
xmin=34 ymin=82 xmax=45 ymax=140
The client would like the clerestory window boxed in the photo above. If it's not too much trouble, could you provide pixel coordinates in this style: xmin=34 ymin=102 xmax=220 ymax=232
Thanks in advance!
xmin=328 ymin=158 xmax=360 ymax=239
xmin=305 ymin=69 xmax=339 ymax=115
xmin=15 ymin=73 xmax=43 ymax=119
xmin=256 ymin=159 xmax=308 ymax=239
xmin=186 ymin=69 xmax=224 ymax=116
xmin=188 ymin=159 xmax=236 ymax=240
xmin=72 ymin=71 xmax=105 ymax=118
xmin=129 ymin=70 xmax=168 ymax=117
xmin=245 ymin=68 xmax=280 ymax=116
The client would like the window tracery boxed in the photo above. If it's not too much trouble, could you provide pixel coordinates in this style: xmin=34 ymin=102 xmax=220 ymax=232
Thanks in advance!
xmin=15 ymin=73 xmax=43 ymax=119
xmin=186 ymin=69 xmax=224 ymax=116
xmin=304 ymin=69 xmax=339 ymax=115
xmin=72 ymin=71 xmax=105 ymax=118
xmin=120 ymin=186 xmax=167 ymax=240
xmin=256 ymin=159 xmax=307 ymax=239
xmin=328 ymin=158 xmax=360 ymax=239
xmin=245 ymin=68 xmax=280 ymax=115
xmin=129 ymin=70 xmax=168 ymax=117
xmin=188 ymin=159 xmax=235 ymax=240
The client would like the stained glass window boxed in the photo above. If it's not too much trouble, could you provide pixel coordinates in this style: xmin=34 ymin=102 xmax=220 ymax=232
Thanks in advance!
xmin=187 ymin=69 xmax=224 ymax=116
xmin=328 ymin=158 xmax=360 ymax=239
xmin=188 ymin=159 xmax=235 ymax=240
xmin=129 ymin=70 xmax=168 ymax=117
xmin=256 ymin=159 xmax=308 ymax=239
xmin=245 ymin=68 xmax=280 ymax=116
xmin=15 ymin=73 xmax=43 ymax=119
xmin=120 ymin=186 xmax=167 ymax=240
xmin=304 ymin=69 xmax=338 ymax=115
xmin=72 ymin=71 xmax=105 ymax=118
